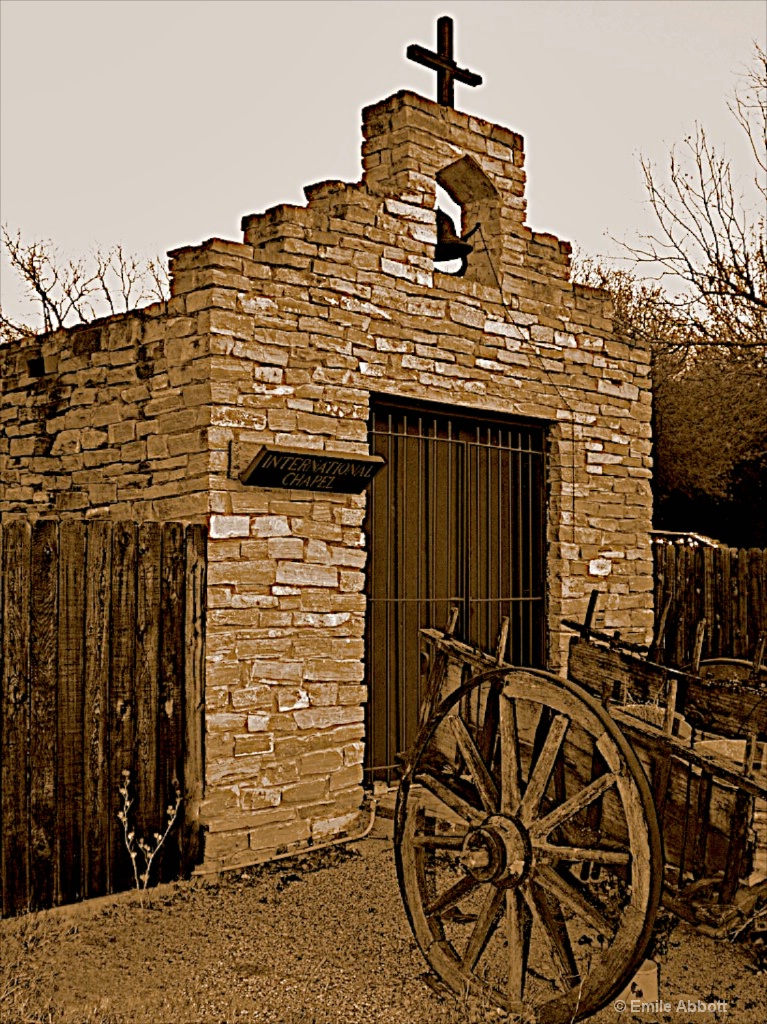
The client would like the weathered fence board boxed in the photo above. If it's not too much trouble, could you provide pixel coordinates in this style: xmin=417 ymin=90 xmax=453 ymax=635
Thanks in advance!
xmin=58 ymin=519 xmax=86 ymax=906
xmin=159 ymin=522 xmax=185 ymax=880
xmin=183 ymin=523 xmax=207 ymax=869
xmin=0 ymin=519 xmax=206 ymax=917
xmin=134 ymin=522 xmax=162 ymax=847
xmin=1 ymin=522 xmax=31 ymax=916
xmin=29 ymin=519 xmax=58 ymax=910
xmin=109 ymin=522 xmax=137 ymax=889
xmin=654 ymin=541 xmax=767 ymax=668
xmin=83 ymin=521 xmax=112 ymax=899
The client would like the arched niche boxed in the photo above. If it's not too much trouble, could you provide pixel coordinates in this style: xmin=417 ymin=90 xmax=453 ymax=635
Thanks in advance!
xmin=436 ymin=156 xmax=501 ymax=287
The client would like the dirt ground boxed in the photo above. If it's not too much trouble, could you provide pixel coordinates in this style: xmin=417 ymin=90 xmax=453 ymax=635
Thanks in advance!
xmin=1 ymin=814 xmax=765 ymax=1024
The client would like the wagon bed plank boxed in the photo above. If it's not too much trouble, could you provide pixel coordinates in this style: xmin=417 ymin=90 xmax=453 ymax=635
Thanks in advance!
xmin=569 ymin=636 xmax=767 ymax=738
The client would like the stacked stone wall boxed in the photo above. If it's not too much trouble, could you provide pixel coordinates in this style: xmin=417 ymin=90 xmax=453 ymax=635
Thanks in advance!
xmin=0 ymin=89 xmax=654 ymax=870
xmin=0 ymin=305 xmax=211 ymax=520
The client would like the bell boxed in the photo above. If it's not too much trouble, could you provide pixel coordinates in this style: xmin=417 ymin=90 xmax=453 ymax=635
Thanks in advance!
xmin=434 ymin=209 xmax=474 ymax=262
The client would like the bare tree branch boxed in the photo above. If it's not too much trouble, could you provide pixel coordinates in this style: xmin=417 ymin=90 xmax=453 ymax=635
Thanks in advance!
xmin=1 ymin=226 xmax=170 ymax=343
xmin=622 ymin=45 xmax=767 ymax=351
xmin=730 ymin=44 xmax=767 ymax=199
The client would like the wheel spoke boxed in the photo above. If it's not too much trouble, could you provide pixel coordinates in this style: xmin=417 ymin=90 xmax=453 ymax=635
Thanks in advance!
xmin=526 ymin=882 xmax=580 ymax=989
xmin=499 ymin=694 xmax=523 ymax=814
xmin=411 ymin=834 xmax=467 ymax=850
xmin=449 ymin=716 xmax=499 ymax=813
xmin=506 ymin=887 xmax=531 ymax=1002
xmin=414 ymin=771 xmax=485 ymax=826
xmin=425 ymin=874 xmax=479 ymax=918
xmin=535 ymin=864 xmax=614 ymax=938
xmin=533 ymin=841 xmax=631 ymax=866
xmin=462 ymin=885 xmax=506 ymax=970
xmin=530 ymin=773 xmax=617 ymax=839
xmin=518 ymin=714 xmax=570 ymax=827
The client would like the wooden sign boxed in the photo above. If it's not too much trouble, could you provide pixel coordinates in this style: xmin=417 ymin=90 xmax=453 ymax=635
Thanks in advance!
xmin=239 ymin=445 xmax=385 ymax=494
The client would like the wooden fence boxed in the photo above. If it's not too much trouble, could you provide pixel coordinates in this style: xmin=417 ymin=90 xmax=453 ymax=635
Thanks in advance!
xmin=0 ymin=519 xmax=206 ymax=916
xmin=653 ymin=540 xmax=767 ymax=669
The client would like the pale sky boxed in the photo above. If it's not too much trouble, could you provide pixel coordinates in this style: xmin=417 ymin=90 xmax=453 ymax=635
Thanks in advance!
xmin=1 ymin=0 xmax=765 ymax=325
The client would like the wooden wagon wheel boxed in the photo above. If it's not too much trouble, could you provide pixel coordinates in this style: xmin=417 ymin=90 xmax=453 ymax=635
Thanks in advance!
xmin=394 ymin=667 xmax=663 ymax=1024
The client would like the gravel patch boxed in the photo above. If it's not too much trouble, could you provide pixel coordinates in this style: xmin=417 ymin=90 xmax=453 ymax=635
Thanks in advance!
xmin=1 ymin=816 xmax=765 ymax=1024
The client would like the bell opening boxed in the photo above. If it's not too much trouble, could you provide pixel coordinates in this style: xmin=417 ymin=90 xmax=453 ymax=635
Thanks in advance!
xmin=434 ymin=184 xmax=471 ymax=276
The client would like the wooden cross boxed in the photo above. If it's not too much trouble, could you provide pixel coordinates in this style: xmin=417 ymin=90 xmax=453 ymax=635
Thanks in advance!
xmin=406 ymin=16 xmax=483 ymax=109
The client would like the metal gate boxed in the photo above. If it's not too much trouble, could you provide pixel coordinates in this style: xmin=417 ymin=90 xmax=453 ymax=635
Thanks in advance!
xmin=365 ymin=398 xmax=547 ymax=780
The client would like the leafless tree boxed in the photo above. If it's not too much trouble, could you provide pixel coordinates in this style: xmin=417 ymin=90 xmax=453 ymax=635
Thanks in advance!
xmin=0 ymin=226 xmax=170 ymax=343
xmin=571 ymin=251 xmax=767 ymax=544
xmin=626 ymin=45 xmax=766 ymax=351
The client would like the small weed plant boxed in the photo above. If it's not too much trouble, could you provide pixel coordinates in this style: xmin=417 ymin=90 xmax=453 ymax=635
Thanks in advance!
xmin=117 ymin=770 xmax=182 ymax=906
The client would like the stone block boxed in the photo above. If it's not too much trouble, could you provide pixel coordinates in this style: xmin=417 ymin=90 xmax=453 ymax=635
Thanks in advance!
xmin=306 ymin=682 xmax=338 ymax=706
xmin=304 ymin=659 xmax=365 ymax=682
xmin=275 ymin=686 xmax=310 ymax=711
xmin=248 ymin=660 xmax=303 ymax=682
xmin=299 ymin=749 xmax=344 ymax=774
xmin=234 ymin=734 xmax=275 ymax=756
xmin=328 ymin=764 xmax=363 ymax=791
xmin=206 ymin=712 xmax=246 ymax=732
xmin=267 ymin=536 xmax=304 ymax=559
xmin=312 ymin=810 xmax=359 ymax=840
xmin=253 ymin=515 xmax=291 ymax=537
xmin=282 ymin=778 xmax=329 ymax=804
xmin=343 ymin=741 xmax=365 ymax=766
xmin=209 ymin=514 xmax=251 ymax=538
xmin=293 ymin=706 xmax=365 ymax=730
xmin=240 ymin=786 xmax=282 ymax=810
xmin=276 ymin=562 xmax=339 ymax=588
xmin=248 ymin=818 xmax=311 ymax=853
xmin=202 ymin=830 xmax=249 ymax=862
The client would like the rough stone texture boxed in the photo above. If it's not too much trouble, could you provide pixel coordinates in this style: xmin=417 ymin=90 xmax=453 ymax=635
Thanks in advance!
xmin=0 ymin=89 xmax=653 ymax=870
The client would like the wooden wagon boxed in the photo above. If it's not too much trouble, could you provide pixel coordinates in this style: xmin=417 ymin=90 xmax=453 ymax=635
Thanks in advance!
xmin=393 ymin=596 xmax=767 ymax=1023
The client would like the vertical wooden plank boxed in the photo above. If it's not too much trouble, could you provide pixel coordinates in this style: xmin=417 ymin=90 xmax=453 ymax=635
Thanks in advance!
xmin=135 ymin=523 xmax=162 ymax=843
xmin=0 ymin=522 xmax=3 ymax=911
xmin=109 ymin=522 xmax=137 ymax=892
xmin=693 ymin=544 xmax=705 ymax=659
xmin=692 ymin=771 xmax=713 ymax=880
xmin=737 ymin=549 xmax=749 ymax=659
xmin=710 ymin=546 xmax=721 ymax=658
xmin=652 ymin=539 xmax=661 ymax=624
xmin=82 ymin=522 xmax=112 ymax=899
xmin=729 ymin=548 xmax=741 ymax=657
xmin=748 ymin=548 xmax=764 ymax=660
xmin=684 ymin=543 xmax=697 ymax=666
xmin=721 ymin=789 xmax=754 ymax=904
xmin=158 ymin=522 xmax=185 ymax=881
xmin=660 ymin=541 xmax=676 ymax=663
xmin=1 ymin=520 xmax=31 ymax=916
xmin=29 ymin=520 xmax=59 ymax=911
xmin=58 ymin=520 xmax=86 ymax=906
xmin=761 ymin=549 xmax=767 ymax=655
xmin=720 ymin=547 xmax=732 ymax=659
xmin=182 ymin=524 xmax=206 ymax=876
xmin=673 ymin=542 xmax=687 ymax=668
xmin=702 ymin=545 xmax=715 ymax=661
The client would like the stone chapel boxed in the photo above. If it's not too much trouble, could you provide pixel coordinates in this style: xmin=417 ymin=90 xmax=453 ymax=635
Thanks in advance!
xmin=0 ymin=25 xmax=654 ymax=874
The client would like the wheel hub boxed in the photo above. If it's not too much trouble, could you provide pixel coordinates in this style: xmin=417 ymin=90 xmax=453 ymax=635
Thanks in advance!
xmin=459 ymin=814 xmax=532 ymax=887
